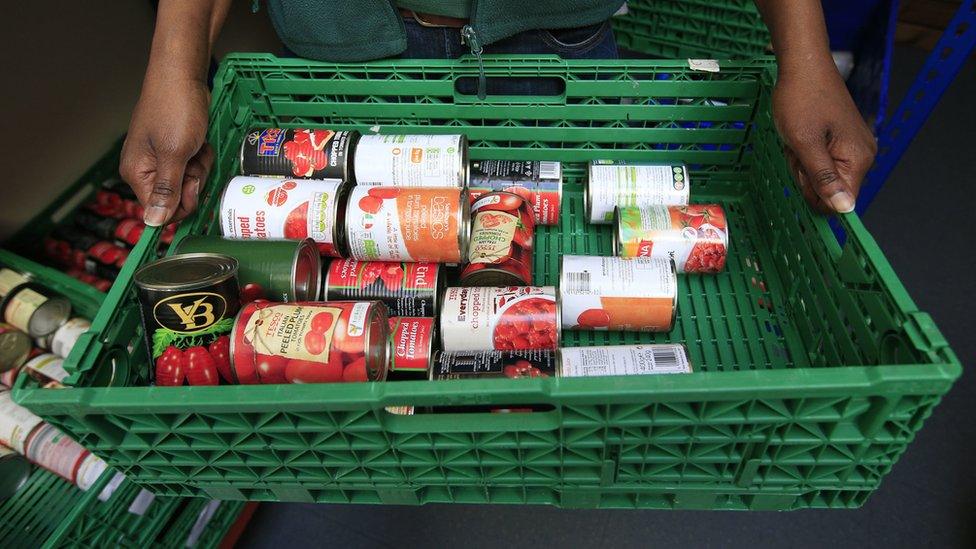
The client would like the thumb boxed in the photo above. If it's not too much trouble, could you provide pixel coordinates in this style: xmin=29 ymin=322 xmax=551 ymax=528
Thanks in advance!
xmin=791 ymin=138 xmax=856 ymax=214
xmin=144 ymin=155 xmax=187 ymax=226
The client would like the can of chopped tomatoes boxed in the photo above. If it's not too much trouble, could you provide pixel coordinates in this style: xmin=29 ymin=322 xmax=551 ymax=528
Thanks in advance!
xmin=220 ymin=176 xmax=349 ymax=257
xmin=1 ymin=283 xmax=72 ymax=339
xmin=386 ymin=317 xmax=436 ymax=380
xmin=560 ymin=344 xmax=692 ymax=376
xmin=430 ymin=349 xmax=559 ymax=379
xmin=461 ymin=191 xmax=535 ymax=287
xmin=322 ymin=259 xmax=442 ymax=317
xmin=345 ymin=186 xmax=469 ymax=263
xmin=560 ymin=255 xmax=676 ymax=332
xmin=240 ymin=128 xmax=359 ymax=180
xmin=230 ymin=301 xmax=389 ymax=384
xmin=24 ymin=423 xmax=90 ymax=486
xmin=467 ymin=160 xmax=562 ymax=225
xmin=586 ymin=161 xmax=690 ymax=224
xmin=354 ymin=134 xmax=467 ymax=187
xmin=614 ymin=204 xmax=729 ymax=273
xmin=440 ymin=286 xmax=559 ymax=351
xmin=133 ymin=253 xmax=240 ymax=386
xmin=0 ymin=322 xmax=31 ymax=373
xmin=174 ymin=236 xmax=321 ymax=302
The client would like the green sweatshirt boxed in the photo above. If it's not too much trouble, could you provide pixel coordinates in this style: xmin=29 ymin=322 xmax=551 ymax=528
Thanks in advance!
xmin=266 ymin=0 xmax=625 ymax=62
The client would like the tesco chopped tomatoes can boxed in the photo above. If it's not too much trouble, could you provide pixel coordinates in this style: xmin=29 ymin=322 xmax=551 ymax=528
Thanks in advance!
xmin=323 ymin=259 xmax=442 ymax=317
xmin=586 ymin=161 xmax=690 ymax=224
xmin=560 ymin=255 xmax=676 ymax=332
xmin=467 ymin=160 xmax=562 ymax=225
xmin=387 ymin=317 xmax=435 ymax=380
xmin=439 ymin=286 xmax=560 ymax=351
xmin=614 ymin=205 xmax=729 ymax=273
xmin=461 ymin=191 xmax=535 ymax=287
xmin=230 ymin=301 xmax=389 ymax=385
xmin=345 ymin=186 xmax=470 ymax=263
xmin=353 ymin=134 xmax=467 ymax=187
xmin=220 ymin=176 xmax=349 ymax=257
xmin=240 ymin=128 xmax=358 ymax=181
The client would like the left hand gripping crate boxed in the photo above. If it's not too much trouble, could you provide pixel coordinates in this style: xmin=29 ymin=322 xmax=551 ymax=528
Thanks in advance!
xmin=13 ymin=55 xmax=960 ymax=511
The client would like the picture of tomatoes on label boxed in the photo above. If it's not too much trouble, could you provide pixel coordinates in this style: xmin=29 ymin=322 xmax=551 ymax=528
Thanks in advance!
xmin=230 ymin=301 xmax=389 ymax=385
xmin=467 ymin=160 xmax=562 ymax=225
xmin=240 ymin=128 xmax=358 ymax=180
xmin=615 ymin=204 xmax=728 ymax=273
xmin=462 ymin=191 xmax=535 ymax=287
xmin=323 ymin=259 xmax=442 ymax=317
xmin=431 ymin=349 xmax=558 ymax=380
xmin=439 ymin=286 xmax=559 ymax=351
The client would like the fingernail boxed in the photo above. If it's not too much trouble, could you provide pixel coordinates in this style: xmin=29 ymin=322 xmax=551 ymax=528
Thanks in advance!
xmin=144 ymin=206 xmax=169 ymax=227
xmin=829 ymin=192 xmax=855 ymax=213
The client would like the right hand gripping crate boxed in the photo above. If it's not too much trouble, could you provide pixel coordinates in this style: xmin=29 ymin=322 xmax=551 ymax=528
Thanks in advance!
xmin=12 ymin=55 xmax=960 ymax=511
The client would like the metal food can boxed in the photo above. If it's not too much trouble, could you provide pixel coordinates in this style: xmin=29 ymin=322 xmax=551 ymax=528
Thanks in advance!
xmin=440 ymin=286 xmax=560 ymax=351
xmin=0 ymin=283 xmax=72 ymax=338
xmin=0 ymin=443 xmax=30 ymax=501
xmin=387 ymin=317 xmax=436 ymax=380
xmin=560 ymin=344 xmax=692 ymax=376
xmin=219 ymin=176 xmax=349 ymax=257
xmin=76 ymin=454 xmax=110 ymax=493
xmin=230 ymin=301 xmax=389 ymax=385
xmin=345 ymin=186 xmax=470 ymax=263
xmin=585 ymin=161 xmax=690 ymax=224
xmin=323 ymin=259 xmax=442 ymax=317
xmin=0 ymin=322 xmax=31 ymax=373
xmin=430 ymin=349 xmax=559 ymax=379
xmin=461 ymin=191 xmax=535 ymax=287
xmin=22 ymin=352 xmax=68 ymax=383
xmin=0 ymin=269 xmax=30 ymax=299
xmin=614 ymin=204 xmax=729 ymax=273
xmin=354 ymin=134 xmax=467 ymax=187
xmin=24 ymin=423 xmax=89 ymax=486
xmin=174 ymin=236 xmax=321 ymax=302
xmin=133 ymin=253 xmax=240 ymax=385
xmin=48 ymin=317 xmax=91 ymax=360
xmin=0 ymin=388 xmax=43 ymax=453
xmin=44 ymin=229 xmax=128 ymax=278
xmin=467 ymin=160 xmax=563 ymax=225
xmin=560 ymin=255 xmax=677 ymax=332
xmin=240 ymin=128 xmax=359 ymax=180
xmin=73 ymin=210 xmax=147 ymax=248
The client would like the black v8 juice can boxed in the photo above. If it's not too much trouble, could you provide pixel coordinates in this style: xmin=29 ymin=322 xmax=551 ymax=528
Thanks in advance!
xmin=240 ymin=128 xmax=359 ymax=181
xmin=133 ymin=254 xmax=240 ymax=386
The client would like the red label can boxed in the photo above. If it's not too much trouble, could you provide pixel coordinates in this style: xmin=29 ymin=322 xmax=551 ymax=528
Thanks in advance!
xmin=467 ymin=160 xmax=562 ymax=225
xmin=439 ymin=286 xmax=560 ymax=351
xmin=461 ymin=191 xmax=535 ymax=286
xmin=24 ymin=423 xmax=89 ymax=485
xmin=230 ymin=301 xmax=389 ymax=385
xmin=240 ymin=128 xmax=358 ymax=181
xmin=615 ymin=204 xmax=729 ymax=273
xmin=387 ymin=317 xmax=435 ymax=380
xmin=323 ymin=259 xmax=443 ymax=317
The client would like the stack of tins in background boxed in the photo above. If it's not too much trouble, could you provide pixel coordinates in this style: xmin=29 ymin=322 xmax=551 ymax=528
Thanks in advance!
xmin=10 ymin=56 xmax=961 ymax=511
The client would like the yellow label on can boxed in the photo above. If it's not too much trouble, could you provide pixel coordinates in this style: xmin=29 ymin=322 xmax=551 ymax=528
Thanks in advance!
xmin=5 ymin=289 xmax=47 ymax=334
xmin=0 ymin=269 xmax=28 ymax=297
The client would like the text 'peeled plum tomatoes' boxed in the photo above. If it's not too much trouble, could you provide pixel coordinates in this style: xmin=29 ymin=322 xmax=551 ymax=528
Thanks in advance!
xmin=230 ymin=301 xmax=389 ymax=385
xmin=439 ymin=286 xmax=559 ymax=352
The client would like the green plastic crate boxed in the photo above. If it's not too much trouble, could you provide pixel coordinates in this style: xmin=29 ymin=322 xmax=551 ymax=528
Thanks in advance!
xmin=156 ymin=499 xmax=246 ymax=549
xmin=13 ymin=55 xmax=960 ymax=510
xmin=612 ymin=0 xmax=770 ymax=58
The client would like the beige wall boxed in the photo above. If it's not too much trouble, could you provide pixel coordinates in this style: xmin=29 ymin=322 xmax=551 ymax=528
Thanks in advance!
xmin=0 ymin=1 xmax=279 ymax=240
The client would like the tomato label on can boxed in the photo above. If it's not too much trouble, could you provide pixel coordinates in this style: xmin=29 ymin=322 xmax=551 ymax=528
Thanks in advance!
xmin=325 ymin=259 xmax=440 ymax=316
xmin=24 ymin=423 xmax=88 ymax=485
xmin=560 ymin=344 xmax=692 ymax=376
xmin=388 ymin=317 xmax=434 ymax=373
xmin=241 ymin=128 xmax=357 ymax=180
xmin=560 ymin=255 xmax=676 ymax=332
xmin=221 ymin=176 xmax=346 ymax=256
xmin=440 ymin=286 xmax=559 ymax=351
xmin=617 ymin=205 xmax=728 ymax=273
xmin=468 ymin=160 xmax=562 ymax=225
xmin=587 ymin=161 xmax=690 ymax=224
xmin=432 ymin=350 xmax=558 ymax=379
xmin=244 ymin=304 xmax=344 ymax=363
xmin=346 ymin=186 xmax=465 ymax=263
xmin=462 ymin=192 xmax=534 ymax=286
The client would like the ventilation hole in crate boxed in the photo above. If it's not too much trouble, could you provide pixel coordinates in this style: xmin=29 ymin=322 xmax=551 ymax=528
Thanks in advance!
xmin=764 ymin=320 xmax=772 ymax=333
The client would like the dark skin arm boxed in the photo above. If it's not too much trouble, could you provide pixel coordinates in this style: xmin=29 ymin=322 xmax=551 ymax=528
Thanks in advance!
xmin=755 ymin=0 xmax=877 ymax=213
xmin=120 ymin=0 xmax=231 ymax=226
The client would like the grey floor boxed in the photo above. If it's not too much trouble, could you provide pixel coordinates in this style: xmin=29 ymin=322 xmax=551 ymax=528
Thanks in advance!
xmin=238 ymin=46 xmax=976 ymax=548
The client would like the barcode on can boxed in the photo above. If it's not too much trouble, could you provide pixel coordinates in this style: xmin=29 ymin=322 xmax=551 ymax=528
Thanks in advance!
xmin=538 ymin=161 xmax=561 ymax=180
xmin=560 ymin=344 xmax=691 ymax=377
xmin=563 ymin=272 xmax=592 ymax=294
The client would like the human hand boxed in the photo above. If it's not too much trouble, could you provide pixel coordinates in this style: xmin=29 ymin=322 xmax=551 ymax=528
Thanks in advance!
xmin=120 ymin=75 xmax=213 ymax=226
xmin=772 ymin=64 xmax=877 ymax=214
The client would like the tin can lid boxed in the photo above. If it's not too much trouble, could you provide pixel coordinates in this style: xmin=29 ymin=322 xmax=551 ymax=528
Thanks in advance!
xmin=293 ymin=239 xmax=321 ymax=301
xmin=134 ymin=253 xmax=239 ymax=291
xmin=0 ymin=329 xmax=31 ymax=373
xmin=366 ymin=302 xmax=390 ymax=382
xmin=0 ymin=449 xmax=30 ymax=501
xmin=457 ymin=189 xmax=472 ymax=260
xmin=462 ymin=268 xmax=524 ymax=288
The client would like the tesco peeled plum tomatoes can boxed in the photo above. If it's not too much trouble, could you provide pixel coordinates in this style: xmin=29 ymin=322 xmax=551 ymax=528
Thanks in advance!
xmin=133 ymin=254 xmax=240 ymax=385
xmin=353 ymin=134 xmax=467 ymax=187
xmin=240 ymin=128 xmax=358 ymax=181
xmin=467 ymin=160 xmax=562 ymax=225
xmin=345 ymin=186 xmax=470 ymax=263
xmin=387 ymin=317 xmax=436 ymax=380
xmin=586 ymin=161 xmax=690 ymax=224
xmin=614 ymin=205 xmax=729 ymax=273
xmin=439 ymin=286 xmax=560 ymax=351
xmin=559 ymin=255 xmax=677 ymax=332
xmin=430 ymin=349 xmax=559 ymax=380
xmin=230 ymin=301 xmax=389 ymax=385
xmin=219 ymin=176 xmax=348 ymax=257
xmin=174 ymin=236 xmax=321 ymax=302
xmin=461 ymin=191 xmax=535 ymax=287
xmin=323 ymin=259 xmax=443 ymax=317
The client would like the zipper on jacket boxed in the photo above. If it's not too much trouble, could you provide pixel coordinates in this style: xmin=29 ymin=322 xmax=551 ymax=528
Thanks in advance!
xmin=251 ymin=0 xmax=260 ymax=13
xmin=461 ymin=25 xmax=487 ymax=100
